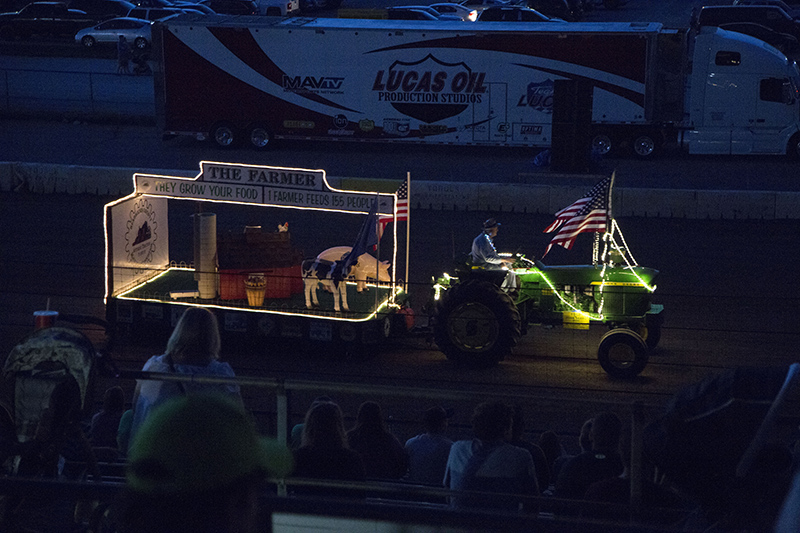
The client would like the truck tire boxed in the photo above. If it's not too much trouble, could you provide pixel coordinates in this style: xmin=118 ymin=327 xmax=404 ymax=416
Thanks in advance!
xmin=434 ymin=280 xmax=521 ymax=368
xmin=247 ymin=124 xmax=272 ymax=150
xmin=597 ymin=328 xmax=648 ymax=378
xmin=591 ymin=132 xmax=615 ymax=156
xmin=631 ymin=132 xmax=658 ymax=158
xmin=210 ymin=123 xmax=237 ymax=148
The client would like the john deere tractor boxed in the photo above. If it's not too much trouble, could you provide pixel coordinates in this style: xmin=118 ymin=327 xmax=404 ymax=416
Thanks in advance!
xmin=430 ymin=234 xmax=663 ymax=379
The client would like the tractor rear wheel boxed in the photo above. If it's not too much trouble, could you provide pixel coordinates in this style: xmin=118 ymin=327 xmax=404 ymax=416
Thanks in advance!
xmin=434 ymin=280 xmax=521 ymax=367
xmin=597 ymin=328 xmax=648 ymax=378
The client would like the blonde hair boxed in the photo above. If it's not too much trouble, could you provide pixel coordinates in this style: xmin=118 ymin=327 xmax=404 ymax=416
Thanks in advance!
xmin=165 ymin=307 xmax=221 ymax=365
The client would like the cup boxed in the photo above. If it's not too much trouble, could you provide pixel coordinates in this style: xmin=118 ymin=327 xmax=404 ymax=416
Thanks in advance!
xmin=34 ymin=310 xmax=58 ymax=330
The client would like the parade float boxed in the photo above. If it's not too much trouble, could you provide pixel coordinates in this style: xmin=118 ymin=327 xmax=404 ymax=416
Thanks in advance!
xmin=104 ymin=161 xmax=410 ymax=354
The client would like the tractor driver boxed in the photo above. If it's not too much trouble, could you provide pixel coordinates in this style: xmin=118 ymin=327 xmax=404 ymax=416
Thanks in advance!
xmin=471 ymin=218 xmax=519 ymax=292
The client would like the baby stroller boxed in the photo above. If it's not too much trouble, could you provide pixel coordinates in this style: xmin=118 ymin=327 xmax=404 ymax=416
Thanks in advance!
xmin=1 ymin=325 xmax=100 ymax=530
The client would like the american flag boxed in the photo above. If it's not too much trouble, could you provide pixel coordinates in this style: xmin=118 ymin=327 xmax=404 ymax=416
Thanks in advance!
xmin=543 ymin=174 xmax=612 ymax=257
xmin=379 ymin=177 xmax=408 ymax=235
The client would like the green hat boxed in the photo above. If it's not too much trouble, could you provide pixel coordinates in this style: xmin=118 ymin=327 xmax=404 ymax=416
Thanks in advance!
xmin=127 ymin=394 xmax=293 ymax=495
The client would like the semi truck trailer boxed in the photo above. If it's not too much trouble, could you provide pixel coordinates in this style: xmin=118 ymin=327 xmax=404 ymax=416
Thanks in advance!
xmin=153 ymin=14 xmax=800 ymax=157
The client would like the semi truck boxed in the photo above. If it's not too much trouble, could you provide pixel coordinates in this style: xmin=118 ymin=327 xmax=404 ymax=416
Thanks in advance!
xmin=153 ymin=14 xmax=800 ymax=158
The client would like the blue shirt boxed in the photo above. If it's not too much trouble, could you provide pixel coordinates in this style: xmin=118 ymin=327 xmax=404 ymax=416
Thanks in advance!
xmin=404 ymin=432 xmax=453 ymax=486
xmin=129 ymin=354 xmax=241 ymax=448
xmin=444 ymin=439 xmax=538 ymax=511
xmin=471 ymin=232 xmax=503 ymax=266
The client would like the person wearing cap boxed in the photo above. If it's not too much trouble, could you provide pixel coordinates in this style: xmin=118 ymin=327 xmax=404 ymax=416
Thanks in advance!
xmin=471 ymin=218 xmax=518 ymax=291
xmin=404 ymin=406 xmax=454 ymax=486
xmin=122 ymin=393 xmax=293 ymax=533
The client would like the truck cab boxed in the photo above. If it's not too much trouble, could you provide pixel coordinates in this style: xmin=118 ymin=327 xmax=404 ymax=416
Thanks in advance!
xmin=683 ymin=26 xmax=800 ymax=156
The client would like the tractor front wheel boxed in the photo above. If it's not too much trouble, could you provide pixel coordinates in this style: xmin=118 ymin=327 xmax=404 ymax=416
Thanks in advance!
xmin=597 ymin=328 xmax=648 ymax=378
xmin=434 ymin=281 xmax=521 ymax=368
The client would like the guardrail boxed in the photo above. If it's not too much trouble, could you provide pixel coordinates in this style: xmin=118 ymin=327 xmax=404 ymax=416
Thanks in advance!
xmin=0 ymin=66 xmax=155 ymax=120
xmin=0 ymin=363 xmax=688 ymax=532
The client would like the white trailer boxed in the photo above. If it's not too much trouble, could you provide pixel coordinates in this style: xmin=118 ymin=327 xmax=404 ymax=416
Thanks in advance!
xmin=153 ymin=15 xmax=800 ymax=157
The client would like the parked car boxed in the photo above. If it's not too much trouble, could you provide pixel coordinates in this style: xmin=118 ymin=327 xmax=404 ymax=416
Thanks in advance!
xmin=127 ymin=6 xmax=198 ymax=18
xmin=460 ymin=0 xmax=513 ymax=7
xmin=172 ymin=1 xmax=215 ymax=13
xmin=695 ymin=5 xmax=800 ymax=43
xmin=388 ymin=5 xmax=462 ymax=20
xmin=477 ymin=5 xmax=562 ymax=21
xmin=430 ymin=2 xmax=477 ymax=21
xmin=67 ymin=0 xmax=135 ymax=19
xmin=198 ymin=0 xmax=256 ymax=13
xmin=255 ymin=0 xmax=298 ymax=16
xmin=732 ymin=0 xmax=800 ymax=18
xmin=720 ymin=21 xmax=799 ymax=53
xmin=0 ymin=1 xmax=96 ymax=40
xmin=74 ymin=15 xmax=151 ymax=47
xmin=526 ymin=0 xmax=576 ymax=20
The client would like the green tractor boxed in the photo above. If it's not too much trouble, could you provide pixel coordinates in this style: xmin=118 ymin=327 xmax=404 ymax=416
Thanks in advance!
xmin=430 ymin=226 xmax=664 ymax=379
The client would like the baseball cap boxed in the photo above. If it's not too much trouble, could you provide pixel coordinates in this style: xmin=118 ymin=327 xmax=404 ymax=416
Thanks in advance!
xmin=483 ymin=218 xmax=500 ymax=230
xmin=127 ymin=394 xmax=293 ymax=495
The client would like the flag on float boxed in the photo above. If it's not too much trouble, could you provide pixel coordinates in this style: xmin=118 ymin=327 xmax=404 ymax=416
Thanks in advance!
xmin=542 ymin=173 xmax=612 ymax=257
xmin=340 ymin=197 xmax=379 ymax=275
xmin=379 ymin=176 xmax=408 ymax=237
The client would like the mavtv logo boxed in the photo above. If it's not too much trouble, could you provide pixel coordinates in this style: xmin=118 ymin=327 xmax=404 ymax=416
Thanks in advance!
xmin=283 ymin=76 xmax=344 ymax=90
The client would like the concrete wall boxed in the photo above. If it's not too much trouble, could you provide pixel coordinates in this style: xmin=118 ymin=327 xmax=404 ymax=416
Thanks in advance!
xmin=3 ymin=161 xmax=799 ymax=219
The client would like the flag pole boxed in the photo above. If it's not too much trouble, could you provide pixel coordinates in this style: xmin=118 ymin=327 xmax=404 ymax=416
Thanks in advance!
xmin=374 ymin=193 xmax=380 ymax=309
xmin=607 ymin=169 xmax=616 ymax=224
xmin=405 ymin=172 xmax=411 ymax=294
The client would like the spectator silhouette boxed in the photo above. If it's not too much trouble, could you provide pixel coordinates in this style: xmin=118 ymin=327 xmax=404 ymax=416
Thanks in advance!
xmin=347 ymin=401 xmax=408 ymax=480
xmin=444 ymin=401 xmax=539 ymax=512
xmin=129 ymin=307 xmax=242 ymax=448
xmin=582 ymin=430 xmax=689 ymax=524
xmin=121 ymin=394 xmax=293 ymax=533
xmin=292 ymin=401 xmax=366 ymax=498
xmin=509 ymin=404 xmax=550 ymax=492
xmin=555 ymin=411 xmax=624 ymax=501
xmin=289 ymin=395 xmax=332 ymax=450
xmin=116 ymin=35 xmax=131 ymax=74
xmin=89 ymin=386 xmax=125 ymax=451
xmin=538 ymin=430 xmax=566 ymax=488
xmin=552 ymin=417 xmax=593 ymax=483
xmin=404 ymin=406 xmax=453 ymax=486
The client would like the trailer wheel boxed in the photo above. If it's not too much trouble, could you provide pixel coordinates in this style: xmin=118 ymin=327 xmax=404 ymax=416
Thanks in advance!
xmin=247 ymin=124 xmax=272 ymax=150
xmin=591 ymin=132 xmax=615 ymax=156
xmin=434 ymin=280 xmax=520 ymax=368
xmin=597 ymin=328 xmax=648 ymax=378
xmin=210 ymin=123 xmax=237 ymax=148
xmin=631 ymin=133 xmax=658 ymax=158
xmin=787 ymin=133 xmax=800 ymax=160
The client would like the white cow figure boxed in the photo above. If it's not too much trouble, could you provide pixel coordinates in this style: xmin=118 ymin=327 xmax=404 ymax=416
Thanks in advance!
xmin=316 ymin=246 xmax=391 ymax=292
xmin=301 ymin=258 xmax=350 ymax=312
